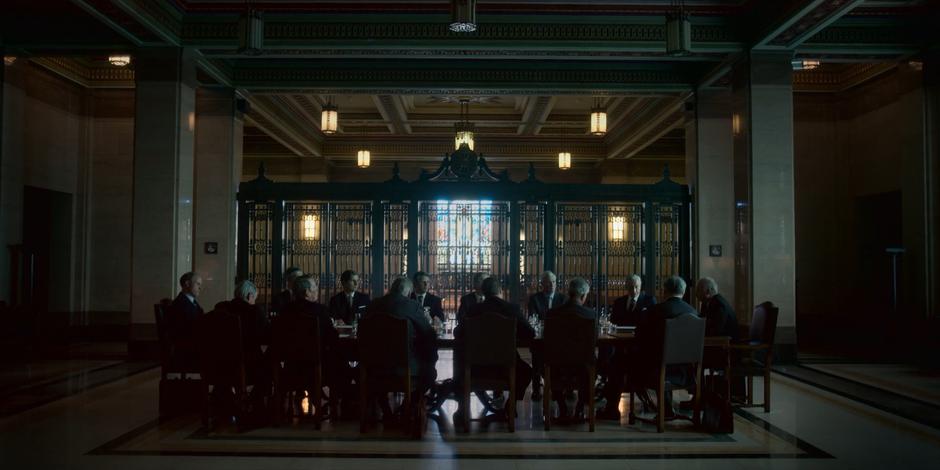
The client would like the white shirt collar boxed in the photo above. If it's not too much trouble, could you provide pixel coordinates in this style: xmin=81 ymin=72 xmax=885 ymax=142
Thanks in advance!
xmin=185 ymin=293 xmax=197 ymax=304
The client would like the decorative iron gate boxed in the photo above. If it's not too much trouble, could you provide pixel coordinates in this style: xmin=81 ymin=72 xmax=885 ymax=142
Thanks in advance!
xmin=238 ymin=156 xmax=690 ymax=314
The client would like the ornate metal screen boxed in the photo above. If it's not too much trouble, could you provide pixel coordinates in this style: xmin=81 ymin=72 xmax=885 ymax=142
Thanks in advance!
xmin=417 ymin=200 xmax=511 ymax=317
xmin=383 ymin=202 xmax=409 ymax=290
xmin=653 ymin=202 xmax=682 ymax=299
xmin=245 ymin=202 xmax=275 ymax=306
xmin=520 ymin=202 xmax=546 ymax=297
xmin=556 ymin=204 xmax=599 ymax=306
xmin=282 ymin=201 xmax=372 ymax=302
xmin=600 ymin=203 xmax=646 ymax=307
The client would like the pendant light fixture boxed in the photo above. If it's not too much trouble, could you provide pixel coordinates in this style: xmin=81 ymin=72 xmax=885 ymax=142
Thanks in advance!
xmin=454 ymin=98 xmax=475 ymax=150
xmin=237 ymin=8 xmax=264 ymax=55
xmin=321 ymin=96 xmax=338 ymax=135
xmin=558 ymin=122 xmax=571 ymax=170
xmin=449 ymin=0 xmax=477 ymax=33
xmin=108 ymin=55 xmax=131 ymax=67
xmin=590 ymin=97 xmax=607 ymax=136
xmin=665 ymin=0 xmax=691 ymax=57
xmin=357 ymin=149 xmax=371 ymax=168
xmin=3 ymin=56 xmax=17 ymax=66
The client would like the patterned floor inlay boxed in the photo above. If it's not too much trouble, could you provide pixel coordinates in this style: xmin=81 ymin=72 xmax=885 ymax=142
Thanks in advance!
xmin=90 ymin=407 xmax=830 ymax=459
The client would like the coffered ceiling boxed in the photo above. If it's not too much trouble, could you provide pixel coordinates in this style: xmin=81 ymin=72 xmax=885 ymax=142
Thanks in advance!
xmin=3 ymin=0 xmax=935 ymax=176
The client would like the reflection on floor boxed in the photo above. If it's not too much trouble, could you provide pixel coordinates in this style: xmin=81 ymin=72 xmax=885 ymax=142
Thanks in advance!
xmin=1 ymin=351 xmax=940 ymax=469
xmin=804 ymin=363 xmax=940 ymax=407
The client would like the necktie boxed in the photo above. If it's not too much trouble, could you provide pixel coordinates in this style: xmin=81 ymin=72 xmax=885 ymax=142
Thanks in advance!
xmin=627 ymin=298 xmax=635 ymax=313
xmin=418 ymin=294 xmax=425 ymax=306
xmin=348 ymin=294 xmax=354 ymax=307
xmin=547 ymin=293 xmax=553 ymax=309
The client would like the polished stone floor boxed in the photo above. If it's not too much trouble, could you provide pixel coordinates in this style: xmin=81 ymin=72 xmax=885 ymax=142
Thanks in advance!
xmin=1 ymin=347 xmax=939 ymax=469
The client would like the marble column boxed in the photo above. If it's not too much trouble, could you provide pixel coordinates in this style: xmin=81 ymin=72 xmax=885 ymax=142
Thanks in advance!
xmin=193 ymin=88 xmax=243 ymax=309
xmin=732 ymin=51 xmax=797 ymax=347
xmin=686 ymin=89 xmax=735 ymax=307
xmin=129 ymin=48 xmax=197 ymax=341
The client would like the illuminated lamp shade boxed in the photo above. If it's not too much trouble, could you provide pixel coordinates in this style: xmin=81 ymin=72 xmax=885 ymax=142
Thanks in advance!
xmin=3 ymin=56 xmax=16 ymax=66
xmin=590 ymin=107 xmax=607 ymax=136
xmin=558 ymin=151 xmax=571 ymax=170
xmin=455 ymin=128 xmax=475 ymax=150
xmin=357 ymin=149 xmax=371 ymax=168
xmin=321 ymin=104 xmax=338 ymax=135
xmin=108 ymin=55 xmax=131 ymax=67
xmin=302 ymin=214 xmax=320 ymax=240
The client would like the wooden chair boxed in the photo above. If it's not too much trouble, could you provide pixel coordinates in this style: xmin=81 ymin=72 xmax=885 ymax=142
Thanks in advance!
xmin=461 ymin=312 xmax=518 ymax=433
xmin=195 ymin=310 xmax=247 ymax=430
xmin=269 ymin=313 xmax=334 ymax=428
xmin=731 ymin=301 xmax=779 ymax=412
xmin=542 ymin=313 xmax=597 ymax=431
xmin=358 ymin=314 xmax=426 ymax=437
xmin=155 ymin=298 xmax=201 ymax=417
xmin=629 ymin=314 xmax=705 ymax=433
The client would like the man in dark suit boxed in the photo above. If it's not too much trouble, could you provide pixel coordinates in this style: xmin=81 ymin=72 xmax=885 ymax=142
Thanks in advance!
xmin=599 ymin=276 xmax=696 ymax=420
xmin=410 ymin=271 xmax=445 ymax=323
xmin=167 ymin=272 xmax=204 ymax=370
xmin=696 ymin=277 xmax=739 ymax=340
xmin=328 ymin=270 xmax=371 ymax=325
xmin=610 ymin=274 xmax=657 ymax=326
xmin=364 ymin=276 xmax=439 ymax=390
xmin=544 ymin=277 xmax=596 ymax=419
xmin=223 ymin=280 xmax=270 ymax=389
xmin=455 ymin=277 xmax=535 ymax=419
xmin=271 ymin=267 xmax=303 ymax=314
xmin=527 ymin=270 xmax=568 ymax=321
xmin=456 ymin=272 xmax=487 ymax=321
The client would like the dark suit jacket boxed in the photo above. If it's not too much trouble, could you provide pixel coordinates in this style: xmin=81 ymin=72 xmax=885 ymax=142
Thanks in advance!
xmin=280 ymin=299 xmax=339 ymax=351
xmin=456 ymin=292 xmax=483 ymax=321
xmin=546 ymin=300 xmax=597 ymax=322
xmin=224 ymin=298 xmax=270 ymax=354
xmin=327 ymin=291 xmax=371 ymax=324
xmin=271 ymin=289 xmax=293 ymax=314
xmin=456 ymin=296 xmax=535 ymax=343
xmin=167 ymin=292 xmax=204 ymax=342
xmin=527 ymin=291 xmax=569 ymax=320
xmin=701 ymin=293 xmax=739 ymax=340
xmin=611 ymin=292 xmax=657 ymax=326
xmin=636 ymin=297 xmax=698 ymax=367
xmin=364 ymin=293 xmax=439 ymax=371
xmin=410 ymin=291 xmax=445 ymax=322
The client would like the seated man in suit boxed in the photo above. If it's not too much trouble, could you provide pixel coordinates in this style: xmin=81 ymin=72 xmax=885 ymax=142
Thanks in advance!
xmin=363 ymin=276 xmax=439 ymax=392
xmin=454 ymin=276 xmax=535 ymax=420
xmin=696 ymin=277 xmax=739 ymax=340
xmin=279 ymin=276 xmax=348 ymax=404
xmin=271 ymin=267 xmax=303 ymax=315
xmin=456 ymin=272 xmax=487 ymax=321
xmin=167 ymin=272 xmax=204 ymax=370
xmin=410 ymin=271 xmax=445 ymax=323
xmin=527 ymin=270 xmax=567 ymax=400
xmin=611 ymin=274 xmax=657 ymax=326
xmin=544 ymin=277 xmax=596 ymax=420
xmin=224 ymin=280 xmax=270 ymax=391
xmin=328 ymin=270 xmax=371 ymax=325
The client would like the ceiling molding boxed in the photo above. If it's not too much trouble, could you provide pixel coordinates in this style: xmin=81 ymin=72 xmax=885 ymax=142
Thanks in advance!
xmin=372 ymin=95 xmax=412 ymax=135
xmin=607 ymin=96 xmax=688 ymax=159
xmin=517 ymin=96 xmax=556 ymax=136
xmin=29 ymin=57 xmax=135 ymax=89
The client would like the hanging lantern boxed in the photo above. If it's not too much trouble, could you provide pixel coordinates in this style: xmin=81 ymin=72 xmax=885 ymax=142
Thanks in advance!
xmin=590 ymin=99 xmax=607 ymax=136
xmin=357 ymin=149 xmax=371 ymax=168
xmin=321 ymin=102 xmax=338 ymax=135
xmin=454 ymin=98 xmax=475 ymax=150
xmin=108 ymin=55 xmax=131 ymax=67
xmin=449 ymin=0 xmax=477 ymax=32
xmin=558 ymin=152 xmax=572 ymax=170
xmin=237 ymin=9 xmax=264 ymax=55
xmin=665 ymin=2 xmax=691 ymax=57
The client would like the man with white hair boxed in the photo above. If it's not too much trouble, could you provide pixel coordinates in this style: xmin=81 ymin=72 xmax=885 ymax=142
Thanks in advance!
xmin=527 ymin=270 xmax=567 ymax=321
xmin=696 ymin=277 xmax=739 ymax=340
xmin=544 ymin=277 xmax=596 ymax=420
xmin=611 ymin=274 xmax=657 ymax=326
xmin=225 ymin=280 xmax=270 ymax=388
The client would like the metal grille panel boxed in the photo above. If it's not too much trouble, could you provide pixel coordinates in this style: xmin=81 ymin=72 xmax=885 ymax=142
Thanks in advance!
xmin=653 ymin=202 xmax=681 ymax=300
xmin=383 ymin=202 xmax=409 ymax=291
xmin=246 ymin=202 xmax=275 ymax=307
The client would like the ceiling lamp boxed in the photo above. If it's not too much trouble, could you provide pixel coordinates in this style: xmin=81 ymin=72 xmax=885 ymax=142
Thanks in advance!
xmin=3 ymin=56 xmax=16 ymax=66
xmin=590 ymin=98 xmax=607 ymax=136
xmin=449 ymin=0 xmax=477 ymax=32
xmin=321 ymin=97 xmax=338 ymax=135
xmin=454 ymin=98 xmax=475 ymax=150
xmin=791 ymin=59 xmax=820 ymax=70
xmin=357 ymin=149 xmax=371 ymax=168
xmin=665 ymin=1 xmax=691 ymax=57
xmin=237 ymin=9 xmax=264 ymax=55
xmin=108 ymin=55 xmax=131 ymax=67
xmin=558 ymin=152 xmax=572 ymax=170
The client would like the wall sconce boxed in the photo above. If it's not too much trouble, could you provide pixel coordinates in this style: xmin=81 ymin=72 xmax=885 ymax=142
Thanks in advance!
xmin=609 ymin=215 xmax=625 ymax=241
xmin=302 ymin=214 xmax=320 ymax=240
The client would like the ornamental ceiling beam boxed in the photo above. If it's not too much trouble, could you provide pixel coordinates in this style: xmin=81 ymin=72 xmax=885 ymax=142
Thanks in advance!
xmin=517 ymin=96 xmax=556 ymax=136
xmin=372 ymin=95 xmax=412 ymax=135
xmin=751 ymin=0 xmax=866 ymax=50
xmin=606 ymin=95 xmax=688 ymax=160
xmin=245 ymin=94 xmax=323 ymax=157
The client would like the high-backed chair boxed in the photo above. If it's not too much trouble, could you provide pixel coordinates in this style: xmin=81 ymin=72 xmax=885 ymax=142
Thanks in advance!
xmin=195 ymin=310 xmax=247 ymax=430
xmin=358 ymin=314 xmax=426 ymax=437
xmin=155 ymin=298 xmax=201 ymax=417
xmin=543 ymin=314 xmax=597 ymax=431
xmin=270 ymin=312 xmax=334 ymax=428
xmin=629 ymin=313 xmax=705 ymax=433
xmin=461 ymin=312 xmax=518 ymax=433
xmin=731 ymin=301 xmax=779 ymax=412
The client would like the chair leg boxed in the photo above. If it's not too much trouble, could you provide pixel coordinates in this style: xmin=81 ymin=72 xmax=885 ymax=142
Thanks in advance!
xmin=463 ymin=366 xmax=471 ymax=433
xmin=747 ymin=375 xmax=753 ymax=406
xmin=313 ymin=365 xmax=323 ymax=430
xmin=403 ymin=375 xmax=412 ymax=437
xmin=588 ymin=366 xmax=596 ymax=432
xmin=763 ymin=369 xmax=771 ymax=413
xmin=508 ymin=367 xmax=516 ymax=433
xmin=657 ymin=367 xmax=666 ymax=433
xmin=272 ymin=368 xmax=282 ymax=427
xmin=543 ymin=367 xmax=551 ymax=431
xmin=628 ymin=390 xmax=635 ymax=425
xmin=693 ymin=363 xmax=702 ymax=426
xmin=359 ymin=367 xmax=368 ymax=433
